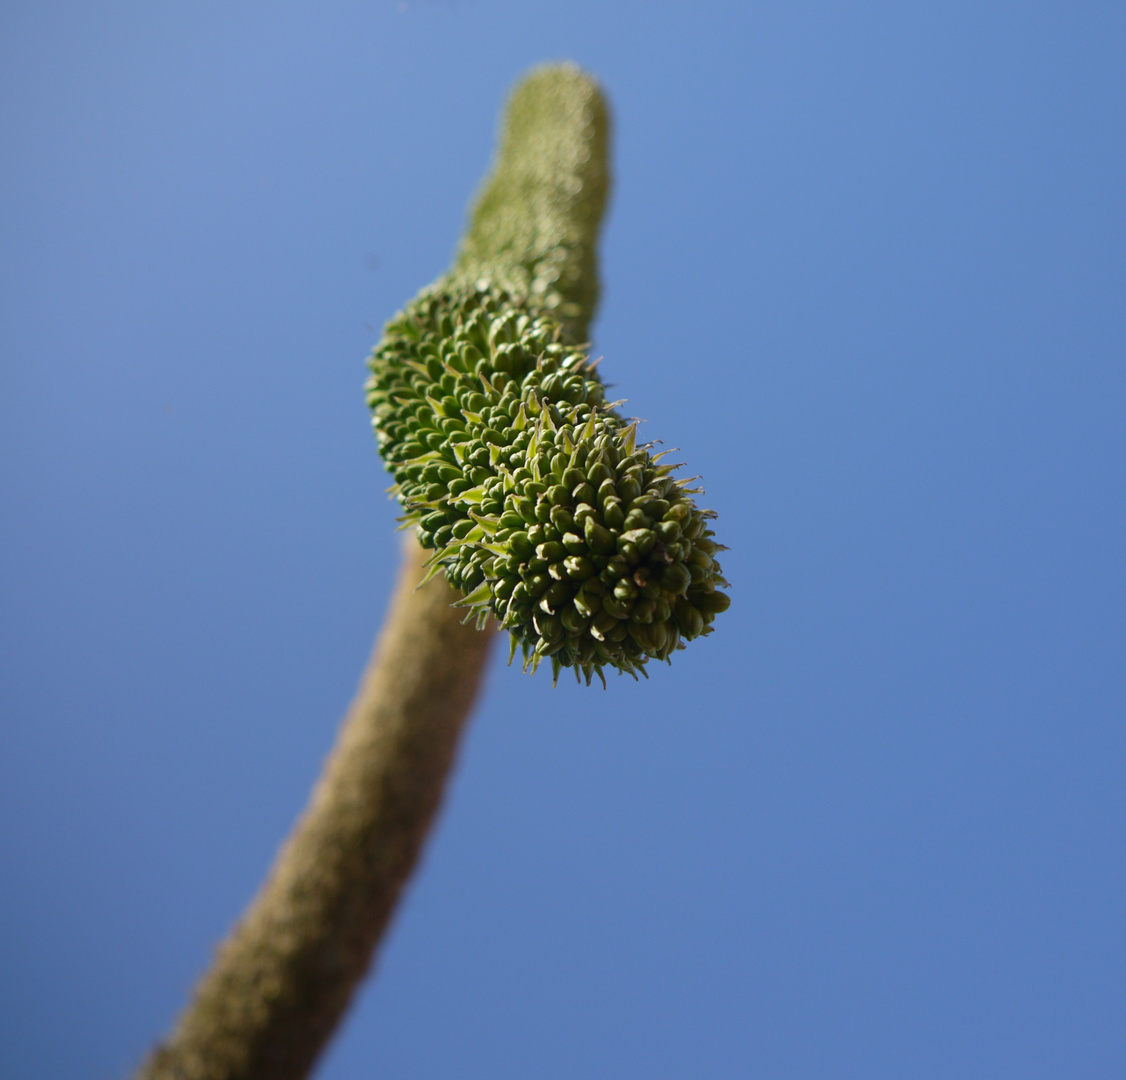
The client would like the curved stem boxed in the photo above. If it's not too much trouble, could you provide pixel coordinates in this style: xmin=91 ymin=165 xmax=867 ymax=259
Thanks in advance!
xmin=137 ymin=540 xmax=494 ymax=1080
xmin=136 ymin=63 xmax=611 ymax=1080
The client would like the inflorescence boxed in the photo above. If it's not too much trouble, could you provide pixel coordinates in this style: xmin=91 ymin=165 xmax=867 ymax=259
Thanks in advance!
xmin=365 ymin=281 xmax=729 ymax=685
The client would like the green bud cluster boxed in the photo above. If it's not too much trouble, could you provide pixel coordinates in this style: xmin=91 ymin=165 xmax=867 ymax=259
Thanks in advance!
xmin=365 ymin=281 xmax=730 ymax=684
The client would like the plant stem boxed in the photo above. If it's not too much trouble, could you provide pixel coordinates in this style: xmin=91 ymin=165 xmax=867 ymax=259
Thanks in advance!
xmin=137 ymin=540 xmax=493 ymax=1080
xmin=454 ymin=61 xmax=610 ymax=342
xmin=136 ymin=63 xmax=610 ymax=1080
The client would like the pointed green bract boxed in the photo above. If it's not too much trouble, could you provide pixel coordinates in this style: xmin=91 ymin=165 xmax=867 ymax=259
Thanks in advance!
xmin=365 ymin=65 xmax=729 ymax=683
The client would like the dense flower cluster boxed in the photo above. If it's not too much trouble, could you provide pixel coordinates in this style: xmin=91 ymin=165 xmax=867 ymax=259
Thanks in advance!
xmin=365 ymin=282 xmax=729 ymax=684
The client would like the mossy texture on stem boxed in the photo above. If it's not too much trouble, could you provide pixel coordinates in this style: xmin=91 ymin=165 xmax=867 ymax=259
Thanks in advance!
xmin=453 ymin=63 xmax=609 ymax=341
xmin=136 ymin=543 xmax=493 ymax=1080
xmin=366 ymin=65 xmax=729 ymax=684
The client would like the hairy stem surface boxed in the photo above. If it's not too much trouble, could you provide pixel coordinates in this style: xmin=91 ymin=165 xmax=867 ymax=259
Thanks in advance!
xmin=136 ymin=63 xmax=612 ymax=1080
xmin=137 ymin=541 xmax=493 ymax=1080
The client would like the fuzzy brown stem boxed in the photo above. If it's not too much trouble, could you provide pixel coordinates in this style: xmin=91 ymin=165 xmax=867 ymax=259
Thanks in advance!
xmin=137 ymin=539 xmax=494 ymax=1080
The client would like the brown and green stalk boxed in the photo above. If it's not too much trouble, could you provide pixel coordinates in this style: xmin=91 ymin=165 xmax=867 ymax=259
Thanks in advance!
xmin=136 ymin=63 xmax=625 ymax=1080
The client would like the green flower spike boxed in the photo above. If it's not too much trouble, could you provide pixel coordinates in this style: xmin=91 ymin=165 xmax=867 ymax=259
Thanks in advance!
xmin=365 ymin=64 xmax=730 ymax=685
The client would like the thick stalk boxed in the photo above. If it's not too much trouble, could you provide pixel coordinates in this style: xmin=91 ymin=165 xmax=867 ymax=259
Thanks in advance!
xmin=136 ymin=63 xmax=610 ymax=1080
xmin=137 ymin=540 xmax=493 ymax=1080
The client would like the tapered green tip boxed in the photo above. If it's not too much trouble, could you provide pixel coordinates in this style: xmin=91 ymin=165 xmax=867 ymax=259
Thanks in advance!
xmin=455 ymin=63 xmax=610 ymax=344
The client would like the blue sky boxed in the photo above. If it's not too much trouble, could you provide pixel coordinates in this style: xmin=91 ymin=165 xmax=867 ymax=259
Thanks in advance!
xmin=2 ymin=3 xmax=1124 ymax=1077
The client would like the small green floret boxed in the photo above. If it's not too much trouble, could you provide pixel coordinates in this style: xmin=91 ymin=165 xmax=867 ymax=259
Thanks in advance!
xmin=365 ymin=282 xmax=729 ymax=684
xmin=365 ymin=63 xmax=729 ymax=682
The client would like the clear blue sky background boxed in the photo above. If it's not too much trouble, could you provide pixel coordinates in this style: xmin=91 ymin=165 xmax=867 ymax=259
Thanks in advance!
xmin=2 ymin=3 xmax=1124 ymax=1077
